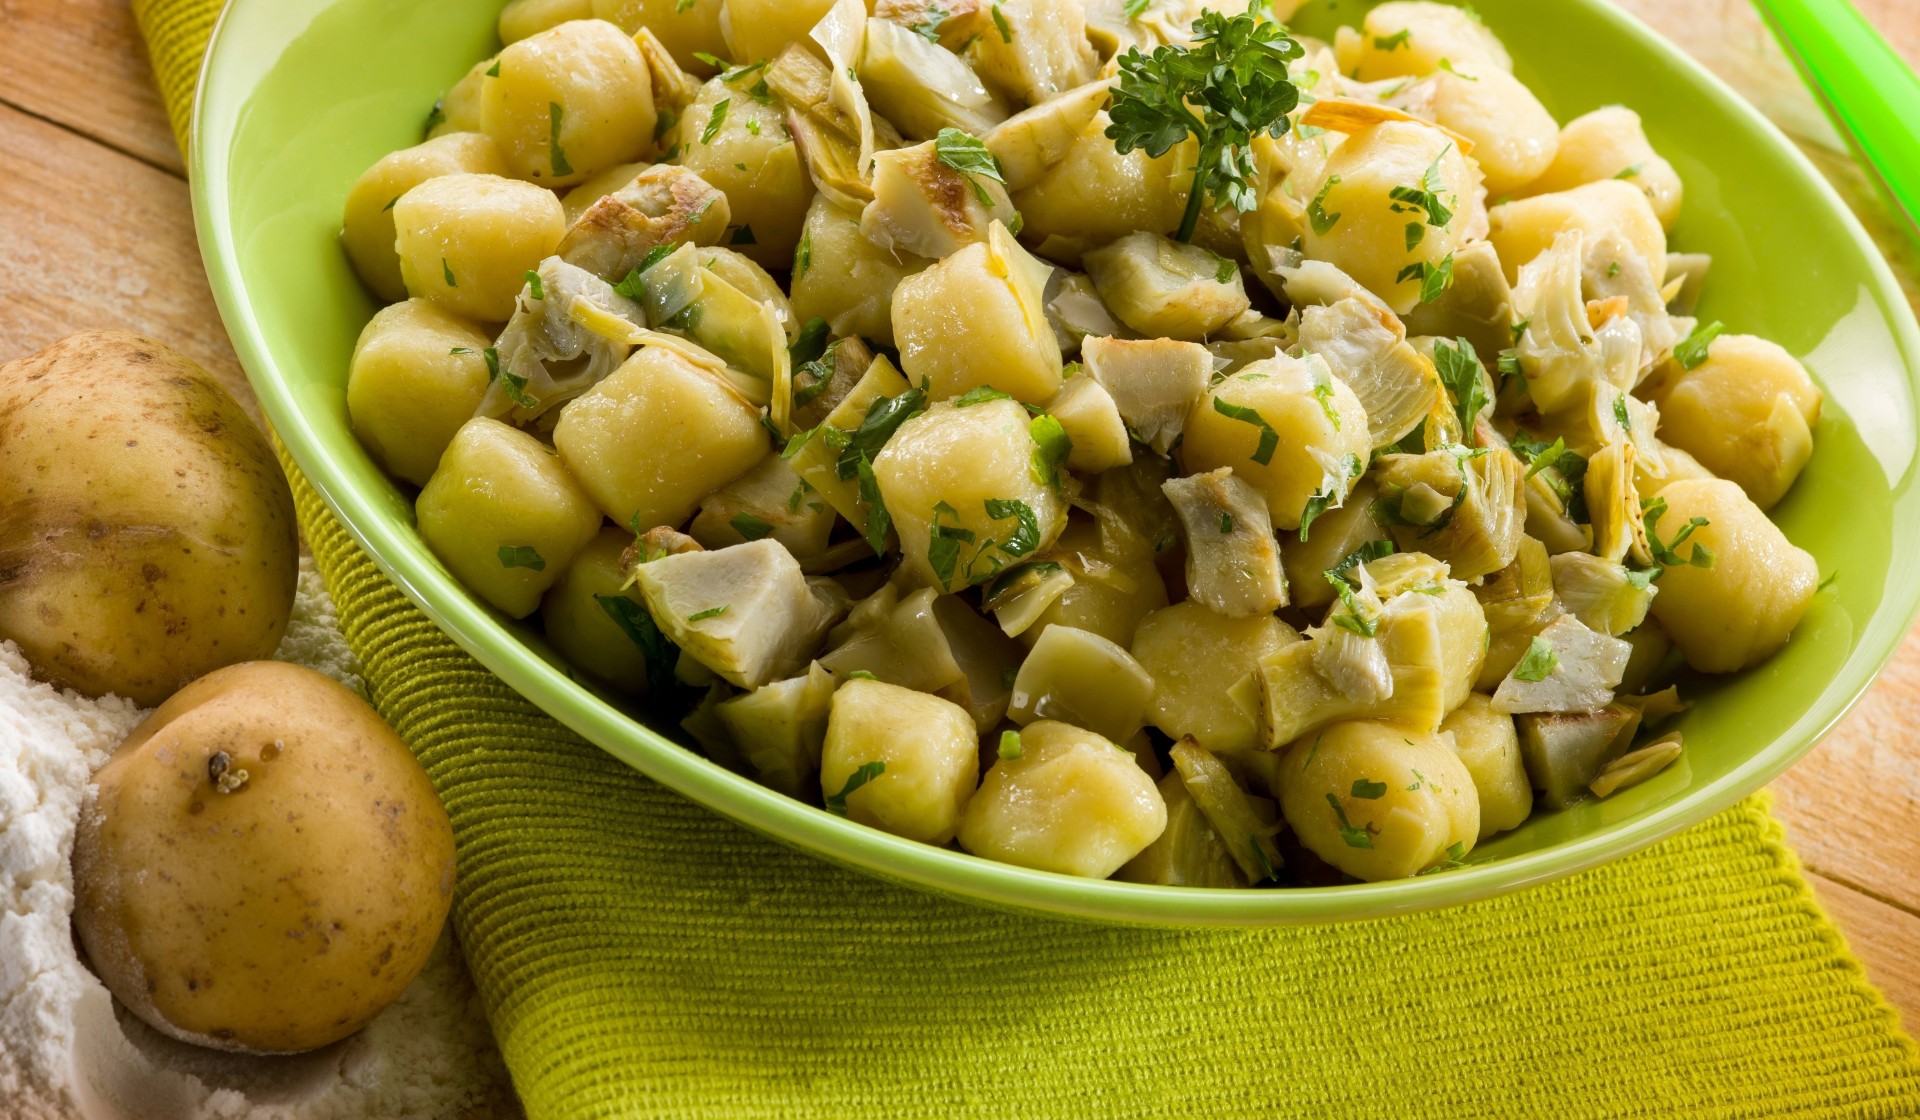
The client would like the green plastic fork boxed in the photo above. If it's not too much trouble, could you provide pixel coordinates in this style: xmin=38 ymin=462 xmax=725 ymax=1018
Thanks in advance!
xmin=1753 ymin=0 xmax=1920 ymax=237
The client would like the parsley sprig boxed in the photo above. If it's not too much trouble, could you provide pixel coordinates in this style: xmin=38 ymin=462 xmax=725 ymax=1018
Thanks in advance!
xmin=1105 ymin=10 xmax=1303 ymax=242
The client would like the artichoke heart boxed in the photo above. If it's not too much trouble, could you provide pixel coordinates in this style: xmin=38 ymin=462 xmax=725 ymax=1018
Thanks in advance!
xmin=478 ymin=257 xmax=641 ymax=423
xmin=1550 ymin=551 xmax=1657 ymax=637
xmin=1081 ymin=334 xmax=1210 ymax=455
xmin=1008 ymin=624 xmax=1156 ymax=744
xmin=1372 ymin=446 xmax=1525 ymax=581
xmin=860 ymin=139 xmax=1018 ymax=259
xmin=860 ymin=18 xmax=1008 ymax=142
xmin=557 ymin=164 xmax=732 ymax=281
xmin=984 ymin=78 xmax=1115 ymax=191
xmin=1083 ymin=231 xmax=1251 ymax=341
xmin=1512 ymin=229 xmax=1642 ymax=414
xmin=1298 ymin=296 xmax=1439 ymax=450
xmin=1162 ymin=467 xmax=1288 ymax=618
xmin=1583 ymin=440 xmax=1649 ymax=565
xmin=716 ymin=662 xmax=836 ymax=797
xmin=1490 ymin=613 xmax=1630 ymax=715
xmin=631 ymin=539 xmax=848 ymax=689
xmin=1117 ymin=772 xmax=1247 ymax=888
xmin=1581 ymin=232 xmax=1676 ymax=378
xmin=1168 ymin=737 xmax=1285 ymax=886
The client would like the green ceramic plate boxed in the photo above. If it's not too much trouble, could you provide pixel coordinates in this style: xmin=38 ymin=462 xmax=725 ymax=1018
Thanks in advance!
xmin=192 ymin=0 xmax=1920 ymax=925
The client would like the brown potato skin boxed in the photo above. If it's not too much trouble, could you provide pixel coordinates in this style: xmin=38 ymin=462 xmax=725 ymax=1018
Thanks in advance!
xmin=0 ymin=332 xmax=298 ymax=704
xmin=72 ymin=661 xmax=457 ymax=1054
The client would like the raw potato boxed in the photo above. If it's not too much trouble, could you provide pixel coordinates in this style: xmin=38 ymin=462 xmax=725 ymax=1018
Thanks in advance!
xmin=416 ymin=417 xmax=603 ymax=618
xmin=821 ymin=678 xmax=979 ymax=843
xmin=1644 ymin=479 xmax=1818 ymax=673
xmin=958 ymin=720 xmax=1167 ymax=878
xmin=341 ymin=132 xmax=509 ymax=302
xmin=72 ymin=661 xmax=456 ymax=1054
xmin=1648 ymin=334 xmax=1821 ymax=510
xmin=1521 ymin=106 xmax=1683 ymax=230
xmin=1180 ymin=355 xmax=1370 ymax=530
xmin=892 ymin=223 xmax=1064 ymax=403
xmin=1279 ymin=719 xmax=1478 ymax=882
xmin=393 ymin=172 xmax=567 ymax=321
xmin=1131 ymin=601 xmax=1299 ymax=753
xmin=346 ymin=299 xmax=495 ymax=486
xmin=553 ymin=345 xmax=768 ymax=530
xmin=542 ymin=526 xmax=657 ymax=691
xmin=481 ymin=19 xmax=658 ymax=186
xmin=0 ymin=333 xmax=298 ymax=706
xmin=1440 ymin=694 xmax=1531 ymax=840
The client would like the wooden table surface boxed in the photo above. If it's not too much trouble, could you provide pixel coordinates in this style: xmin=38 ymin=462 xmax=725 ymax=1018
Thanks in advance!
xmin=1 ymin=0 xmax=1917 ymax=1036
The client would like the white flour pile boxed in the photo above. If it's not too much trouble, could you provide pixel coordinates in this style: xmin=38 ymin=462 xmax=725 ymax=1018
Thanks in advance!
xmin=0 ymin=559 xmax=518 ymax=1120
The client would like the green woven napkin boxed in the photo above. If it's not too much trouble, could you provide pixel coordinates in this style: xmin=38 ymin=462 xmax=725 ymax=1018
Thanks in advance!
xmin=137 ymin=1 xmax=1920 ymax=1116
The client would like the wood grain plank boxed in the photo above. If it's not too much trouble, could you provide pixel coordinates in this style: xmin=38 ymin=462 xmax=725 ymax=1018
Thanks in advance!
xmin=0 ymin=101 xmax=251 ymax=422
xmin=0 ymin=0 xmax=183 ymax=174
xmin=1807 ymin=871 xmax=1920 ymax=1038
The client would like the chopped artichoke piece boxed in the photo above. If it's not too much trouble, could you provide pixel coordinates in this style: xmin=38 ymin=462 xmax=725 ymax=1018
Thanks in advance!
xmin=716 ymin=662 xmax=836 ymax=796
xmin=631 ymin=539 xmax=848 ymax=688
xmin=1515 ymin=704 xmax=1638 ymax=809
xmin=928 ymin=594 xmax=1028 ymax=728
xmin=1080 ymin=335 xmax=1209 ymax=456
xmin=983 ymin=561 xmax=1075 ymax=638
xmin=1664 ymin=252 xmax=1712 ymax=315
xmin=819 ymin=584 xmax=965 ymax=694
xmin=1581 ymin=232 xmax=1676 ymax=376
xmin=1372 ymin=446 xmax=1526 ymax=581
xmin=1047 ymin=374 xmax=1133 ymax=474
xmin=1617 ymin=618 xmax=1674 ymax=695
xmin=1208 ymin=336 xmax=1292 ymax=377
xmin=791 ymin=196 xmax=929 ymax=347
xmin=1281 ymin=480 xmax=1390 ymax=612
xmin=1583 ymin=440 xmax=1649 ymax=565
xmin=1083 ymin=231 xmax=1251 ymax=341
xmin=1169 ymin=737 xmax=1285 ymax=885
xmin=1474 ymin=534 xmax=1555 ymax=634
xmin=1510 ymin=228 xmax=1642 ymax=413
xmin=860 ymin=18 xmax=1008 ymax=141
xmin=1401 ymin=240 xmax=1516 ymax=363
xmin=1163 ymin=468 xmax=1287 ymax=618
xmin=782 ymin=97 xmax=877 ymax=214
xmin=1013 ymin=510 xmax=1170 ymax=647
xmin=1297 ymin=296 xmax=1440 ymax=450
xmin=790 ymin=333 xmax=875 ymax=431
xmin=1490 ymin=613 xmax=1630 ymax=715
xmin=1589 ymin=732 xmax=1683 ymax=799
xmin=680 ymin=682 xmax=746 ymax=772
xmin=1009 ymin=111 xmax=1193 ymax=265
xmin=1116 ymin=772 xmax=1247 ymax=888
xmin=557 ymin=164 xmax=730 ymax=281
xmin=873 ymin=0 xmax=985 ymax=51
xmin=785 ymin=353 xmax=912 ymax=533
xmin=860 ymin=138 xmax=1018 ymax=259
xmin=479 ymin=257 xmax=642 ymax=423
xmin=1551 ymin=551 xmax=1657 ymax=637
xmin=1131 ymin=601 xmax=1300 ymax=754
xmin=1007 ymin=624 xmax=1156 ymax=744
xmin=625 ymin=525 xmax=705 ymax=567
xmin=689 ymin=453 xmax=836 ymax=564
xmin=1044 ymin=269 xmax=1126 ymax=354
xmin=965 ymin=0 xmax=1098 ymax=106
xmin=983 ymin=78 xmax=1114 ymax=191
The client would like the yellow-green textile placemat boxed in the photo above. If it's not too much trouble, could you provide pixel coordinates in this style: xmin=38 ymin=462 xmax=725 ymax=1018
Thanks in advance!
xmin=137 ymin=0 xmax=1920 ymax=1115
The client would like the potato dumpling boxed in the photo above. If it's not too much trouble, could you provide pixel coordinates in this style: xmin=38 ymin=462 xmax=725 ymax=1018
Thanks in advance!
xmin=958 ymin=720 xmax=1167 ymax=878
xmin=542 ymin=526 xmax=657 ymax=692
xmin=1007 ymin=624 xmax=1156 ymax=744
xmin=553 ymin=345 xmax=767 ymax=530
xmin=892 ymin=223 xmax=1064 ymax=403
xmin=1012 ymin=112 xmax=1193 ymax=263
xmin=1334 ymin=0 xmax=1511 ymax=81
xmin=481 ymin=19 xmax=657 ymax=187
xmin=73 ymin=661 xmax=454 ymax=1054
xmin=1131 ymin=601 xmax=1299 ymax=753
xmin=499 ymin=0 xmax=594 ymax=42
xmin=560 ymin=158 xmax=652 ymax=224
xmin=1420 ymin=68 xmax=1557 ymax=198
xmin=1019 ymin=514 xmax=1167 ymax=649
xmin=393 ymin=172 xmax=566 ymax=321
xmin=416 ymin=417 xmax=603 ymax=618
xmin=429 ymin=60 xmax=494 ymax=138
xmin=871 ymin=397 xmax=1068 ymax=591
xmin=673 ymin=75 xmax=813 ymax=268
xmin=1522 ymin=106 xmax=1683 ymax=230
xmin=792 ymin=196 xmax=930 ymax=346
xmin=1649 ymin=334 xmax=1821 ymax=510
xmin=346 ymin=299 xmax=494 ymax=486
xmin=0 ymin=333 xmax=299 ymax=706
xmin=821 ymin=678 xmax=979 ymax=844
xmin=1440 ymin=694 xmax=1531 ymax=840
xmin=1180 ymin=355 xmax=1370 ymax=531
xmin=1280 ymin=479 xmax=1388 ymax=611
xmin=594 ymin=0 xmax=726 ymax=74
xmin=342 ymin=132 xmax=509 ymax=302
xmin=1083 ymin=231 xmax=1251 ymax=340
xmin=966 ymin=0 xmax=1098 ymax=107
xmin=1279 ymin=719 xmax=1478 ymax=882
xmin=1301 ymin=120 xmax=1485 ymax=314
xmin=1644 ymin=478 xmax=1818 ymax=673
xmin=720 ymin=0 xmax=838 ymax=67
xmin=1488 ymin=180 xmax=1665 ymax=287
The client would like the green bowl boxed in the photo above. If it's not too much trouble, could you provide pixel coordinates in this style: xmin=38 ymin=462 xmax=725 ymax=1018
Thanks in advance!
xmin=192 ymin=0 xmax=1920 ymax=925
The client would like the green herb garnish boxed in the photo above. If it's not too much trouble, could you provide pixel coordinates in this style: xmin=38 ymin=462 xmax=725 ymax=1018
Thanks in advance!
xmin=955 ymin=386 xmax=1015 ymax=407
xmin=1374 ymin=28 xmax=1411 ymax=50
xmin=1325 ymin=792 xmax=1374 ymax=849
xmin=998 ymin=730 xmax=1024 ymax=759
xmin=926 ymin=500 xmax=977 ymax=585
xmin=934 ymin=128 xmax=1008 ymax=208
xmin=991 ymin=3 xmax=1012 ymax=41
xmin=825 ymin=761 xmax=886 ymax=816
xmin=687 ymin=605 xmax=730 ymax=622
xmin=1210 ymin=396 xmax=1279 ymax=465
xmin=498 ymin=545 xmax=545 ymax=570
xmin=1028 ymin=413 xmax=1072 ymax=489
xmin=1641 ymin=496 xmax=1714 ymax=572
xmin=730 ymin=513 xmax=775 ymax=540
xmin=1674 ymin=319 xmax=1725 ymax=370
xmin=548 ymin=102 xmax=573 ymax=176
xmin=1513 ymin=636 xmax=1558 ymax=682
xmin=1433 ymin=336 xmax=1488 ymax=439
xmin=1351 ymin=778 xmax=1387 ymax=799
xmin=701 ymin=98 xmax=730 ymax=145
xmin=594 ymin=594 xmax=678 ymax=693
xmin=1307 ymin=175 xmax=1342 ymax=235
xmin=524 ymin=269 xmax=545 ymax=300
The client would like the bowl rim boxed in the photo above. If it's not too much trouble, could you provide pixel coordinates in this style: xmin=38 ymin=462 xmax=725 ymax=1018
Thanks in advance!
xmin=189 ymin=0 xmax=1920 ymax=926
